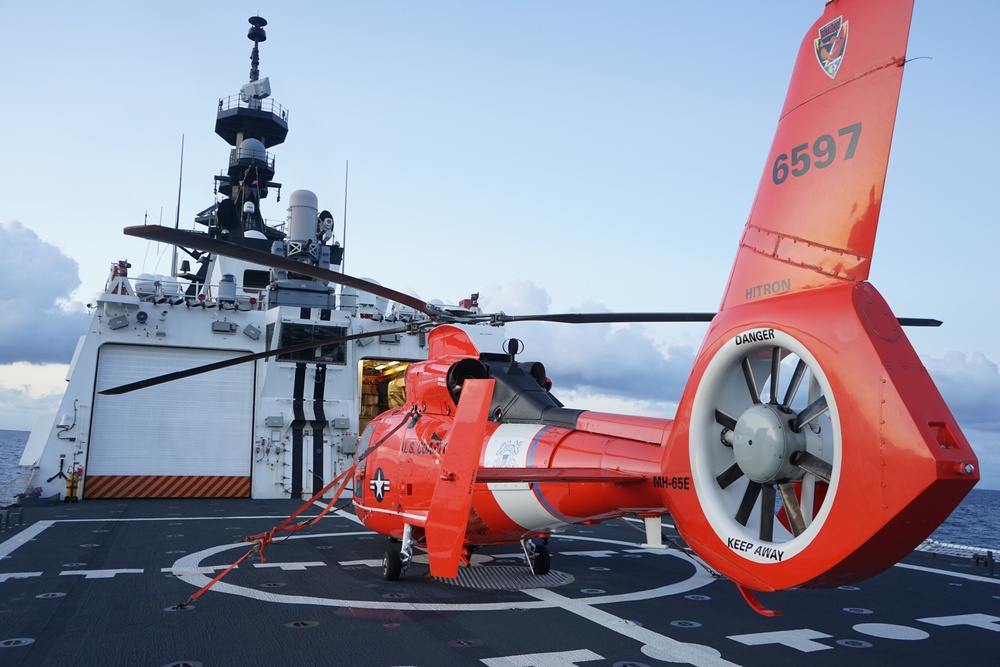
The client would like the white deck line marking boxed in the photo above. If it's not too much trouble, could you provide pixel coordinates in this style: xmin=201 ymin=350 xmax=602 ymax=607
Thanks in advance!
xmin=524 ymin=587 xmax=739 ymax=666
xmin=317 ymin=503 xmax=364 ymax=525
xmin=480 ymin=648 xmax=604 ymax=667
xmin=59 ymin=569 xmax=144 ymax=579
xmin=0 ymin=572 xmax=42 ymax=582
xmin=339 ymin=559 xmax=383 ymax=568
xmin=917 ymin=613 xmax=1000 ymax=632
xmin=0 ymin=513 xmax=345 ymax=559
xmin=160 ymin=565 xmax=239 ymax=574
xmin=893 ymin=562 xmax=1000 ymax=584
xmin=253 ymin=561 xmax=326 ymax=571
xmin=0 ymin=520 xmax=54 ymax=559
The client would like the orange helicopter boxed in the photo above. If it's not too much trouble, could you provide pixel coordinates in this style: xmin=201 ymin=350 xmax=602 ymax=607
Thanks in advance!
xmin=107 ymin=0 xmax=978 ymax=615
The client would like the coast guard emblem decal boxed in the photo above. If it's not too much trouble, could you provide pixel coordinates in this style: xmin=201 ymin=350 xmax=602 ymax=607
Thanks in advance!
xmin=815 ymin=16 xmax=848 ymax=78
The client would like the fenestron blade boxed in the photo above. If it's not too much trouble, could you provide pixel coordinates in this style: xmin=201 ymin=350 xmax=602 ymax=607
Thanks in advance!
xmin=760 ymin=484 xmax=776 ymax=542
xmin=778 ymin=482 xmax=806 ymax=536
xmin=98 ymin=325 xmax=413 ymax=395
xmin=716 ymin=462 xmax=744 ymax=490
xmin=792 ymin=450 xmax=833 ymax=483
xmin=124 ymin=225 xmax=431 ymax=315
xmin=781 ymin=359 xmax=807 ymax=411
xmin=769 ymin=347 xmax=781 ymax=404
xmin=735 ymin=481 xmax=762 ymax=526
xmin=790 ymin=395 xmax=828 ymax=432
xmin=742 ymin=357 xmax=761 ymax=405
xmin=715 ymin=409 xmax=738 ymax=432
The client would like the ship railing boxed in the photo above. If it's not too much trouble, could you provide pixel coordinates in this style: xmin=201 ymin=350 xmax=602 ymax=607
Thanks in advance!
xmin=0 ymin=465 xmax=35 ymax=511
xmin=217 ymin=94 xmax=289 ymax=122
xmin=917 ymin=538 xmax=999 ymax=560
xmin=229 ymin=148 xmax=276 ymax=171
xmin=190 ymin=282 xmax=266 ymax=312
xmin=138 ymin=283 xmax=266 ymax=311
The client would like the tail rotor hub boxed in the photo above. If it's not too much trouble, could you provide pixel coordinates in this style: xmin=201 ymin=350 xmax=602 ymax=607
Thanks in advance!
xmin=732 ymin=403 xmax=805 ymax=485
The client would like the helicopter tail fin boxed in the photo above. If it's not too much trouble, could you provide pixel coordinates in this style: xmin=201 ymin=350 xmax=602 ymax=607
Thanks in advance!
xmin=720 ymin=0 xmax=911 ymax=310
xmin=660 ymin=0 xmax=979 ymax=592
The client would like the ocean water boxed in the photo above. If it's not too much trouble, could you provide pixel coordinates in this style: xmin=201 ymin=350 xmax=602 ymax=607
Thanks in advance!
xmin=1 ymin=429 xmax=998 ymax=552
xmin=1 ymin=429 xmax=34 ymax=505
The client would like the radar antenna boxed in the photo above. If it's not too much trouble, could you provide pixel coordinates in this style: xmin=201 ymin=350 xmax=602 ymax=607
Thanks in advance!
xmin=247 ymin=16 xmax=267 ymax=82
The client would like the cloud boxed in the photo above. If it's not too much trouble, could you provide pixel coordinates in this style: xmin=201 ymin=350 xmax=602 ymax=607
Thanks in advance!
xmin=0 ymin=377 xmax=64 ymax=431
xmin=0 ymin=220 xmax=90 ymax=364
xmin=925 ymin=351 xmax=1000 ymax=431
xmin=479 ymin=281 xmax=696 ymax=412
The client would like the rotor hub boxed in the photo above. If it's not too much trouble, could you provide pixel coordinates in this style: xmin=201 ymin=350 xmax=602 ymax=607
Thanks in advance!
xmin=732 ymin=403 xmax=805 ymax=484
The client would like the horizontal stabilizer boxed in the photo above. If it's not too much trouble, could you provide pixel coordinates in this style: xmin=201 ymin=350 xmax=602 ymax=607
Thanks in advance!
xmin=424 ymin=378 xmax=495 ymax=578
xmin=476 ymin=468 xmax=646 ymax=484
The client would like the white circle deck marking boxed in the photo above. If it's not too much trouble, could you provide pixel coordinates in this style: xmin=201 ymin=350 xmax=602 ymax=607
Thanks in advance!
xmin=171 ymin=532 xmax=713 ymax=611
xmin=852 ymin=623 xmax=930 ymax=641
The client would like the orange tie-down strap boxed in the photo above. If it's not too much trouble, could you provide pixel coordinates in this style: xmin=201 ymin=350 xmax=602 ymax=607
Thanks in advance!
xmin=179 ymin=408 xmax=415 ymax=605
xmin=181 ymin=463 xmax=356 ymax=605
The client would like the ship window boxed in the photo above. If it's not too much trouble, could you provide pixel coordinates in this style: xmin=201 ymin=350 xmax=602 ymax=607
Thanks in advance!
xmin=243 ymin=269 xmax=270 ymax=291
xmin=277 ymin=324 xmax=347 ymax=364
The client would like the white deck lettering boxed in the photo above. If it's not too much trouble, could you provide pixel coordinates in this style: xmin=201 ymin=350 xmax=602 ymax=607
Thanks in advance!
xmin=727 ymin=628 xmax=833 ymax=652
xmin=917 ymin=614 xmax=1000 ymax=632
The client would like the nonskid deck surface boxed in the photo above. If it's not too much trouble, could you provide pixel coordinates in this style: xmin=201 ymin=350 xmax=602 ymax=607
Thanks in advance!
xmin=0 ymin=499 xmax=997 ymax=666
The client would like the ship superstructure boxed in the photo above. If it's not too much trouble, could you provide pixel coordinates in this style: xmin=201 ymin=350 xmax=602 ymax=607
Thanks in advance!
xmin=20 ymin=16 xmax=502 ymax=501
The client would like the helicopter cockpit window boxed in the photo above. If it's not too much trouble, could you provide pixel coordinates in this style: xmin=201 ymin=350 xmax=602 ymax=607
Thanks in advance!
xmin=277 ymin=324 xmax=347 ymax=363
xmin=356 ymin=423 xmax=376 ymax=470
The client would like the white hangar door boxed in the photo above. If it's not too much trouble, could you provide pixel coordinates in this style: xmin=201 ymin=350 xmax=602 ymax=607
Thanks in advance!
xmin=85 ymin=344 xmax=254 ymax=498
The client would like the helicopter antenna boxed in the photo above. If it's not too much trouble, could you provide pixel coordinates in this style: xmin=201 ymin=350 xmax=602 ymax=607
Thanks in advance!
xmin=504 ymin=338 xmax=521 ymax=369
xmin=342 ymin=160 xmax=349 ymax=273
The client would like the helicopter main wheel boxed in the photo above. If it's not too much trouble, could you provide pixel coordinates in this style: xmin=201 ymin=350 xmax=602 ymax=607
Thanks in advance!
xmin=689 ymin=329 xmax=840 ymax=564
xmin=522 ymin=539 xmax=551 ymax=575
xmin=383 ymin=546 xmax=403 ymax=581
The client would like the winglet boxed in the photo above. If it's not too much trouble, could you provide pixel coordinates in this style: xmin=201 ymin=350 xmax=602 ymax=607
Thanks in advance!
xmin=424 ymin=378 xmax=495 ymax=578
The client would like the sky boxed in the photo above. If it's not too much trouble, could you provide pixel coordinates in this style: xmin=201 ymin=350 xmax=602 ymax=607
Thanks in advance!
xmin=1 ymin=1 xmax=998 ymax=488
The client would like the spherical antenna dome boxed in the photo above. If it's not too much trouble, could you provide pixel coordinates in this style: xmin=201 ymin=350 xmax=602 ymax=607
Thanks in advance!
xmin=236 ymin=138 xmax=267 ymax=163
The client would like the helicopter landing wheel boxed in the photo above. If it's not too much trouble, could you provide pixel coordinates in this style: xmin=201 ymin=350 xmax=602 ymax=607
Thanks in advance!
xmin=522 ymin=539 xmax=551 ymax=576
xmin=383 ymin=546 xmax=403 ymax=581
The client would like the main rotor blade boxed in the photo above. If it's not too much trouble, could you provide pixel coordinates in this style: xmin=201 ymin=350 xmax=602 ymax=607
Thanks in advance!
xmin=896 ymin=318 xmax=942 ymax=327
xmin=99 ymin=325 xmax=413 ymax=395
xmin=497 ymin=313 xmax=939 ymax=326
xmin=496 ymin=312 xmax=716 ymax=324
xmin=124 ymin=225 xmax=430 ymax=315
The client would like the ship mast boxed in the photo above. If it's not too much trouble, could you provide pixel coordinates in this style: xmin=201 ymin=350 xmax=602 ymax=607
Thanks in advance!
xmin=211 ymin=15 xmax=288 ymax=241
